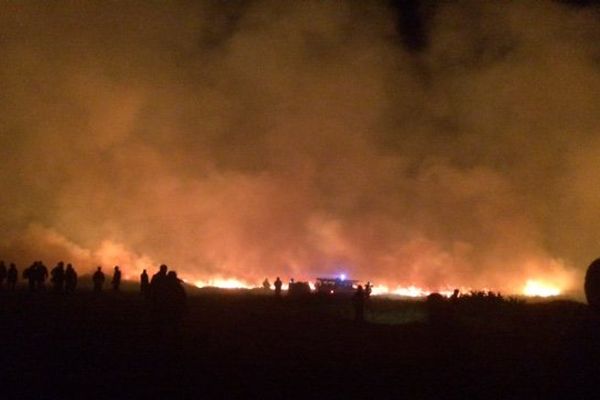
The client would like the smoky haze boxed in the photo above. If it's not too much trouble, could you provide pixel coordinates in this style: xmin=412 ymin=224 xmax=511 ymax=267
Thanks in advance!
xmin=1 ymin=0 xmax=599 ymax=294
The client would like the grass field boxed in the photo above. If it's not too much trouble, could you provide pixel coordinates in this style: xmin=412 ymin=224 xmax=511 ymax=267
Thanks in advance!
xmin=0 ymin=286 xmax=598 ymax=399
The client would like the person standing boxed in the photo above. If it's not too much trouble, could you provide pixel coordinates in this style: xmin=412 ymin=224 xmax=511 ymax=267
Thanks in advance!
xmin=24 ymin=262 xmax=37 ymax=292
xmin=150 ymin=265 xmax=169 ymax=314
xmin=50 ymin=261 xmax=65 ymax=293
xmin=149 ymin=264 xmax=169 ymax=330
xmin=7 ymin=263 xmax=17 ymax=291
xmin=352 ymin=285 xmax=365 ymax=323
xmin=165 ymin=271 xmax=187 ymax=327
xmin=262 ymin=278 xmax=271 ymax=291
xmin=65 ymin=264 xmax=77 ymax=294
xmin=274 ymin=277 xmax=282 ymax=297
xmin=36 ymin=261 xmax=48 ymax=291
xmin=0 ymin=261 xmax=7 ymax=289
xmin=93 ymin=267 xmax=105 ymax=292
xmin=364 ymin=281 xmax=372 ymax=299
xmin=140 ymin=269 xmax=149 ymax=298
xmin=150 ymin=264 xmax=168 ymax=299
xmin=111 ymin=266 xmax=122 ymax=291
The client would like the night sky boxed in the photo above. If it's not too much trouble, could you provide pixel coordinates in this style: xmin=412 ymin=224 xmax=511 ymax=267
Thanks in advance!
xmin=1 ymin=0 xmax=599 ymax=295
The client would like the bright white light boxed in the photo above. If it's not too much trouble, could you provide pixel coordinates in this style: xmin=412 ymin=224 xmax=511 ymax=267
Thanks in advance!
xmin=194 ymin=278 xmax=252 ymax=289
xmin=340 ymin=274 xmax=346 ymax=281
xmin=522 ymin=280 xmax=561 ymax=297
xmin=370 ymin=285 xmax=389 ymax=296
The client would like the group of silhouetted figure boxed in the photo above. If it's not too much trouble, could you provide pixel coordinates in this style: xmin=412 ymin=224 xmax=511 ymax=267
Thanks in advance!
xmin=0 ymin=260 xmax=80 ymax=293
xmin=146 ymin=264 xmax=187 ymax=327
xmin=261 ymin=277 xmax=289 ymax=296
xmin=91 ymin=265 xmax=121 ymax=292
xmin=0 ymin=260 xmax=187 ymax=318
xmin=262 ymin=275 xmax=372 ymax=322
xmin=49 ymin=261 xmax=78 ymax=293
xmin=352 ymin=282 xmax=372 ymax=322
xmin=91 ymin=263 xmax=188 ymax=328
xmin=0 ymin=261 xmax=18 ymax=291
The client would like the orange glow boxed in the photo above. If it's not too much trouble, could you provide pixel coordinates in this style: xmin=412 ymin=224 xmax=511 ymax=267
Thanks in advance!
xmin=392 ymin=286 xmax=431 ymax=297
xmin=194 ymin=278 xmax=253 ymax=289
xmin=185 ymin=277 xmax=569 ymax=298
xmin=13 ymin=227 xmax=579 ymax=299
xmin=184 ymin=276 xmax=569 ymax=300
xmin=370 ymin=285 xmax=458 ymax=297
xmin=370 ymin=285 xmax=390 ymax=296
xmin=522 ymin=280 xmax=561 ymax=297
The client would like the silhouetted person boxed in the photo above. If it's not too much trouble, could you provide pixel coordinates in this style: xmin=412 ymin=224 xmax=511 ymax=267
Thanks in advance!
xmin=353 ymin=285 xmax=365 ymax=323
xmin=31 ymin=262 xmax=41 ymax=290
xmin=450 ymin=289 xmax=460 ymax=302
xmin=149 ymin=265 xmax=187 ymax=338
xmin=150 ymin=264 xmax=169 ymax=318
xmin=0 ymin=261 xmax=6 ymax=289
xmin=65 ymin=264 xmax=77 ymax=294
xmin=164 ymin=271 xmax=187 ymax=326
xmin=93 ymin=267 xmax=105 ymax=292
xmin=24 ymin=262 xmax=37 ymax=292
xmin=51 ymin=261 xmax=65 ymax=293
xmin=36 ymin=261 xmax=48 ymax=291
xmin=274 ymin=277 xmax=282 ymax=297
xmin=262 ymin=278 xmax=271 ymax=290
xmin=7 ymin=263 xmax=17 ymax=291
xmin=112 ymin=266 xmax=121 ymax=291
xmin=365 ymin=281 xmax=372 ymax=298
xmin=140 ymin=269 xmax=149 ymax=298
xmin=151 ymin=264 xmax=168 ymax=284
xmin=150 ymin=264 xmax=168 ymax=300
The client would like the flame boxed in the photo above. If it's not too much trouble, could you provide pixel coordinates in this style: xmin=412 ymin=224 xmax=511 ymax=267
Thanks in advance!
xmin=194 ymin=278 xmax=253 ymax=289
xmin=14 ymin=227 xmax=575 ymax=298
xmin=370 ymin=284 xmax=430 ymax=297
xmin=370 ymin=285 xmax=390 ymax=296
xmin=369 ymin=284 xmax=458 ymax=297
xmin=522 ymin=279 xmax=561 ymax=297
xmin=182 ymin=276 xmax=565 ymax=298
xmin=392 ymin=285 xmax=431 ymax=297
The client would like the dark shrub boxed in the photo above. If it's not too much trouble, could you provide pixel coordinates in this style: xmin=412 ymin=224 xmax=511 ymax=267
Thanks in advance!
xmin=584 ymin=258 xmax=600 ymax=310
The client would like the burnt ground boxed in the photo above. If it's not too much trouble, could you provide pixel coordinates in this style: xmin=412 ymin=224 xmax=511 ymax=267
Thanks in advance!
xmin=0 ymin=288 xmax=599 ymax=399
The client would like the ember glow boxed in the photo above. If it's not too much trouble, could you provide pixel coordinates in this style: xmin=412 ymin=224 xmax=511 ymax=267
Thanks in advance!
xmin=0 ymin=1 xmax=598 ymax=299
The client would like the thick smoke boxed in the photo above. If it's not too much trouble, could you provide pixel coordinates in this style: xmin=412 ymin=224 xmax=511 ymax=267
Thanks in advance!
xmin=1 ymin=0 xmax=598 ymax=294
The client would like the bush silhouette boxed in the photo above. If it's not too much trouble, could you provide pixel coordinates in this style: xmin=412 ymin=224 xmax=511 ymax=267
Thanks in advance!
xmin=584 ymin=258 xmax=600 ymax=310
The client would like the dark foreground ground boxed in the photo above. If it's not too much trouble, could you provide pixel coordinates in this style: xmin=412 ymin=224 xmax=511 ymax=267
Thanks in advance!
xmin=1 ymin=288 xmax=599 ymax=399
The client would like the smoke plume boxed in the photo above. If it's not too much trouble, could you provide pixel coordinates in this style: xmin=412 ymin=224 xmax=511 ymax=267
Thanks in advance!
xmin=1 ymin=0 xmax=599 ymax=294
